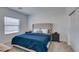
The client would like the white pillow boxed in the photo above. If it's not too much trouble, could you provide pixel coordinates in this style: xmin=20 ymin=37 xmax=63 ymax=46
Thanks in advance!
xmin=41 ymin=29 xmax=48 ymax=34
xmin=32 ymin=29 xmax=39 ymax=33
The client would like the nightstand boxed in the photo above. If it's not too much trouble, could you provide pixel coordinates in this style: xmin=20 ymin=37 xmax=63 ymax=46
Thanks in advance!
xmin=52 ymin=32 xmax=60 ymax=42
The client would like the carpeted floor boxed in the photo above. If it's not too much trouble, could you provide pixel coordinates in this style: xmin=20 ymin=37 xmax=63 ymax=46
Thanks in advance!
xmin=48 ymin=41 xmax=74 ymax=52
xmin=3 ymin=41 xmax=74 ymax=52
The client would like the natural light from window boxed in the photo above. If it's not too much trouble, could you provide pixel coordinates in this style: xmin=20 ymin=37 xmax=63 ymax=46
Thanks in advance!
xmin=4 ymin=16 xmax=20 ymax=34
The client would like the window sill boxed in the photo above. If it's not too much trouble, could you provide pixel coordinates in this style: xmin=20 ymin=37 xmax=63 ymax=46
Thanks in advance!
xmin=4 ymin=31 xmax=19 ymax=35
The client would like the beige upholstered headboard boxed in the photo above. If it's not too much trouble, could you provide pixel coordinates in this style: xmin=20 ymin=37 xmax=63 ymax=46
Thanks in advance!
xmin=32 ymin=23 xmax=53 ymax=34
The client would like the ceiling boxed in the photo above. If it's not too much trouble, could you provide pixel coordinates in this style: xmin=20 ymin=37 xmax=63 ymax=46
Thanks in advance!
xmin=9 ymin=7 xmax=66 ymax=16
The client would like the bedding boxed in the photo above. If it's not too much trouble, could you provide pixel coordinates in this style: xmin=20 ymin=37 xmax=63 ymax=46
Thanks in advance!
xmin=41 ymin=29 xmax=48 ymax=34
xmin=32 ymin=29 xmax=40 ymax=33
xmin=32 ymin=28 xmax=49 ymax=34
xmin=11 ymin=32 xmax=51 ymax=52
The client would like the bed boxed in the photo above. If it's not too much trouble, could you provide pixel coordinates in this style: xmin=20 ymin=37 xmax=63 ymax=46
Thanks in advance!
xmin=11 ymin=23 xmax=53 ymax=52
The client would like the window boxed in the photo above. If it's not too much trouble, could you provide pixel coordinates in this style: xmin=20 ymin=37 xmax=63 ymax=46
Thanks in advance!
xmin=4 ymin=16 xmax=20 ymax=34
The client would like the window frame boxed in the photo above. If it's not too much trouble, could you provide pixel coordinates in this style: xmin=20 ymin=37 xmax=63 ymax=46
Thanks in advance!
xmin=4 ymin=16 xmax=20 ymax=34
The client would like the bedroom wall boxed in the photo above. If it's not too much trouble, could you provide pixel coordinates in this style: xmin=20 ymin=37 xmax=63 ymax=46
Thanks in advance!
xmin=28 ymin=11 xmax=70 ymax=42
xmin=0 ymin=7 xmax=28 ymax=43
xmin=66 ymin=7 xmax=79 ymax=51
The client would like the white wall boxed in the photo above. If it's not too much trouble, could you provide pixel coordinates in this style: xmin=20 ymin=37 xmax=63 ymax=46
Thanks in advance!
xmin=0 ymin=7 xmax=28 ymax=43
xmin=70 ymin=9 xmax=79 ymax=51
xmin=28 ymin=12 xmax=69 ymax=42
xmin=66 ymin=7 xmax=79 ymax=51
xmin=65 ymin=8 xmax=72 ymax=45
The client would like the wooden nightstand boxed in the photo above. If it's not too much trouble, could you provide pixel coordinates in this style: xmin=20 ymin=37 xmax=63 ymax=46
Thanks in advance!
xmin=52 ymin=32 xmax=60 ymax=42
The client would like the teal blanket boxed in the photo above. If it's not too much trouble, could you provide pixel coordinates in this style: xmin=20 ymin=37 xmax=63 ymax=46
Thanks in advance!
xmin=12 ymin=33 xmax=51 ymax=52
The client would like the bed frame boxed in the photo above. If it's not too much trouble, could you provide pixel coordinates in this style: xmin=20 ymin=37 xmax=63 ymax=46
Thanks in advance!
xmin=13 ymin=23 xmax=53 ymax=52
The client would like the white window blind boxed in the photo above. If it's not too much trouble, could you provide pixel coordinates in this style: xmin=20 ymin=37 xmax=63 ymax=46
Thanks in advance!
xmin=4 ymin=16 xmax=20 ymax=34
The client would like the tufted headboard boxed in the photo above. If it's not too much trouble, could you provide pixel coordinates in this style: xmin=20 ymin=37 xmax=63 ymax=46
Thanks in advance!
xmin=32 ymin=23 xmax=53 ymax=34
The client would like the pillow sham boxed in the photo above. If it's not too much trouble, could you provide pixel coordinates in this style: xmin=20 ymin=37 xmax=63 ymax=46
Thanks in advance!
xmin=41 ymin=29 xmax=48 ymax=34
xmin=32 ymin=29 xmax=40 ymax=33
xmin=32 ymin=28 xmax=49 ymax=34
